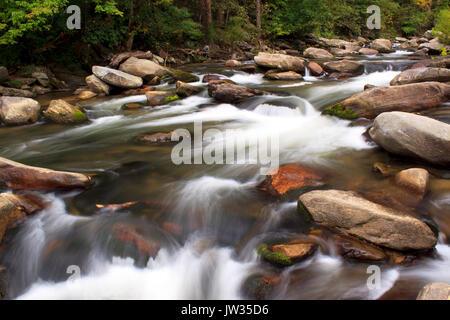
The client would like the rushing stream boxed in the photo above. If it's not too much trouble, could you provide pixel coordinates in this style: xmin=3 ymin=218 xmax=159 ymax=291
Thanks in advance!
xmin=1 ymin=51 xmax=449 ymax=300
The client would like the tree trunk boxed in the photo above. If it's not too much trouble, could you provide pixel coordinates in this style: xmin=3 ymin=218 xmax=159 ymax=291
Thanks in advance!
xmin=126 ymin=1 xmax=135 ymax=51
xmin=204 ymin=0 xmax=212 ymax=44
xmin=256 ymin=0 xmax=261 ymax=31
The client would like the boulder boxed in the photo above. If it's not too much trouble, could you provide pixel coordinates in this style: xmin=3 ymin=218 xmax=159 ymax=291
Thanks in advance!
xmin=0 ymin=193 xmax=26 ymax=243
xmin=43 ymin=99 xmax=88 ymax=124
xmin=145 ymin=91 xmax=179 ymax=106
xmin=85 ymin=75 xmax=111 ymax=95
xmin=0 ymin=67 xmax=8 ymax=83
xmin=175 ymin=81 xmax=203 ymax=98
xmin=225 ymin=60 xmax=243 ymax=67
xmin=417 ymin=282 xmax=450 ymax=300
xmin=329 ymin=48 xmax=354 ymax=57
xmin=359 ymin=48 xmax=379 ymax=56
xmin=298 ymin=189 xmax=437 ymax=251
xmin=254 ymin=53 xmax=306 ymax=73
xmin=5 ymin=77 xmax=36 ymax=89
xmin=318 ymin=38 xmax=351 ymax=48
xmin=32 ymin=85 xmax=51 ymax=96
xmin=390 ymin=68 xmax=450 ymax=85
xmin=258 ymin=164 xmax=324 ymax=197
xmin=303 ymin=48 xmax=333 ymax=59
xmin=202 ymin=74 xmax=223 ymax=83
xmin=0 ymin=157 xmax=92 ymax=190
xmin=109 ymin=51 xmax=154 ymax=69
xmin=78 ymin=90 xmax=97 ymax=100
xmin=323 ymin=82 xmax=450 ymax=119
xmin=264 ymin=71 xmax=303 ymax=81
xmin=92 ymin=66 xmax=143 ymax=89
xmin=370 ymin=39 xmax=393 ymax=53
xmin=0 ymin=96 xmax=41 ymax=125
xmin=395 ymin=168 xmax=429 ymax=197
xmin=424 ymin=30 xmax=434 ymax=40
xmin=208 ymin=82 xmax=263 ymax=103
xmin=257 ymin=240 xmax=317 ymax=267
xmin=429 ymin=56 xmax=450 ymax=69
xmin=32 ymin=72 xmax=50 ymax=87
xmin=369 ymin=112 xmax=450 ymax=166
xmin=323 ymin=60 xmax=364 ymax=76
xmin=307 ymin=62 xmax=323 ymax=76
xmin=395 ymin=37 xmax=408 ymax=43
xmin=119 ymin=57 xmax=170 ymax=79
xmin=419 ymin=42 xmax=447 ymax=54
xmin=333 ymin=234 xmax=387 ymax=262
xmin=0 ymin=86 xmax=35 ymax=98
xmin=168 ymin=69 xmax=199 ymax=83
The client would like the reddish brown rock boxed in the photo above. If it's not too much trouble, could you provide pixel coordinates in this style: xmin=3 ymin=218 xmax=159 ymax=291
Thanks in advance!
xmin=0 ymin=157 xmax=92 ymax=190
xmin=395 ymin=168 xmax=429 ymax=197
xmin=307 ymin=62 xmax=323 ymax=76
xmin=112 ymin=223 xmax=160 ymax=257
xmin=258 ymin=164 xmax=324 ymax=197
xmin=334 ymin=234 xmax=387 ymax=262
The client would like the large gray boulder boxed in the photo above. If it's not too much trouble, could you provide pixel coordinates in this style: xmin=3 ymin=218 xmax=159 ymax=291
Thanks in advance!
xmin=0 ymin=96 xmax=41 ymax=125
xmin=390 ymin=68 xmax=450 ymax=86
xmin=323 ymin=60 xmax=364 ymax=75
xmin=369 ymin=111 xmax=450 ymax=166
xmin=298 ymin=189 xmax=437 ymax=251
xmin=370 ymin=39 xmax=393 ymax=53
xmin=254 ymin=53 xmax=306 ymax=73
xmin=92 ymin=66 xmax=143 ymax=89
xmin=323 ymin=82 xmax=450 ymax=119
xmin=85 ymin=75 xmax=111 ymax=95
xmin=119 ymin=57 xmax=171 ymax=79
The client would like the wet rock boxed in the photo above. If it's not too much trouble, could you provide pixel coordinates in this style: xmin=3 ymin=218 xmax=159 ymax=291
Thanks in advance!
xmin=208 ymin=82 xmax=263 ymax=103
xmin=429 ymin=56 xmax=450 ymax=69
xmin=323 ymin=82 xmax=450 ymax=119
xmin=43 ymin=99 xmax=88 ymax=124
xmin=395 ymin=168 xmax=429 ymax=197
xmin=0 ymin=86 xmax=35 ymax=98
xmin=225 ymin=60 xmax=243 ymax=67
xmin=323 ymin=60 xmax=364 ymax=76
xmin=369 ymin=112 xmax=450 ymax=166
xmin=168 ymin=68 xmax=199 ymax=83
xmin=121 ymin=102 xmax=145 ymax=110
xmin=395 ymin=37 xmax=408 ymax=43
xmin=112 ymin=223 xmax=160 ymax=258
xmin=5 ymin=77 xmax=36 ymax=89
xmin=92 ymin=66 xmax=143 ymax=89
xmin=363 ymin=84 xmax=376 ymax=90
xmin=137 ymin=132 xmax=173 ymax=143
xmin=0 ymin=96 xmax=41 ymax=125
xmin=372 ymin=162 xmax=398 ymax=177
xmin=32 ymin=72 xmax=50 ymax=87
xmin=419 ymin=42 xmax=447 ymax=55
xmin=119 ymin=57 xmax=170 ymax=79
xmin=122 ymin=86 xmax=154 ymax=96
xmin=0 ymin=266 xmax=7 ymax=299
xmin=85 ymin=75 xmax=111 ymax=95
xmin=0 ymin=67 xmax=8 ymax=83
xmin=333 ymin=234 xmax=387 ymax=262
xmin=370 ymin=39 xmax=393 ymax=53
xmin=298 ymin=189 xmax=437 ymax=251
xmin=109 ymin=51 xmax=154 ymax=69
xmin=240 ymin=65 xmax=258 ymax=74
xmin=32 ymin=85 xmax=51 ymax=95
xmin=264 ymin=71 xmax=303 ymax=81
xmin=202 ymin=74 xmax=223 ymax=83
xmin=175 ymin=81 xmax=203 ymax=98
xmin=330 ymin=48 xmax=354 ymax=57
xmin=390 ymin=68 xmax=450 ymax=85
xmin=145 ymin=91 xmax=179 ymax=106
xmin=307 ymin=62 xmax=323 ymax=76
xmin=0 ymin=157 xmax=92 ymax=190
xmin=318 ymin=38 xmax=351 ymax=48
xmin=417 ymin=282 xmax=450 ymax=300
xmin=359 ymin=48 xmax=379 ymax=56
xmin=242 ymin=273 xmax=279 ymax=300
xmin=0 ymin=193 xmax=27 ymax=243
xmin=258 ymin=164 xmax=324 ymax=197
xmin=257 ymin=240 xmax=317 ymax=267
xmin=303 ymin=47 xmax=333 ymax=59
xmin=254 ymin=53 xmax=306 ymax=73
xmin=411 ymin=48 xmax=429 ymax=57
xmin=78 ymin=90 xmax=97 ymax=100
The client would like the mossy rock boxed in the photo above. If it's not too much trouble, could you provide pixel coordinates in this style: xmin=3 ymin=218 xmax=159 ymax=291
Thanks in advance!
xmin=169 ymin=69 xmax=199 ymax=83
xmin=297 ymin=199 xmax=312 ymax=222
xmin=322 ymin=103 xmax=358 ymax=120
xmin=257 ymin=244 xmax=293 ymax=267
xmin=163 ymin=94 xmax=179 ymax=104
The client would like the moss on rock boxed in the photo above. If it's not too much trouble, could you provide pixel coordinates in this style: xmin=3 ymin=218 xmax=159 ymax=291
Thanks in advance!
xmin=257 ymin=244 xmax=293 ymax=267
xmin=322 ymin=103 xmax=358 ymax=119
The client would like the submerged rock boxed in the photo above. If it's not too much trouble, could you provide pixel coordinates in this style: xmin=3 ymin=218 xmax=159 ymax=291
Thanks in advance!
xmin=298 ymin=189 xmax=437 ymax=251
xmin=395 ymin=168 xmax=429 ymax=197
xmin=390 ymin=68 xmax=450 ymax=85
xmin=417 ymin=282 xmax=450 ymax=300
xmin=258 ymin=164 xmax=324 ymax=197
xmin=92 ymin=66 xmax=143 ymax=89
xmin=323 ymin=82 xmax=450 ymax=119
xmin=369 ymin=112 xmax=450 ymax=166
xmin=208 ymin=81 xmax=263 ymax=103
xmin=43 ymin=99 xmax=88 ymax=124
xmin=0 ymin=157 xmax=92 ymax=190
xmin=303 ymin=47 xmax=333 ymax=59
xmin=254 ymin=53 xmax=306 ymax=73
xmin=0 ymin=96 xmax=41 ymax=125
xmin=333 ymin=234 xmax=387 ymax=262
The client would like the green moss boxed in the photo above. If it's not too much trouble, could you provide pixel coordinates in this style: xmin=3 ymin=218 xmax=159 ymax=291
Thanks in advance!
xmin=72 ymin=109 xmax=88 ymax=122
xmin=257 ymin=244 xmax=292 ymax=267
xmin=6 ymin=79 xmax=22 ymax=88
xmin=164 ymin=94 xmax=179 ymax=104
xmin=297 ymin=200 xmax=312 ymax=222
xmin=322 ymin=103 xmax=358 ymax=120
xmin=169 ymin=69 xmax=199 ymax=83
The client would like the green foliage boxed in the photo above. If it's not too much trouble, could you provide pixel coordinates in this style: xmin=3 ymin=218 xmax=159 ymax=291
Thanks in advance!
xmin=433 ymin=9 xmax=450 ymax=44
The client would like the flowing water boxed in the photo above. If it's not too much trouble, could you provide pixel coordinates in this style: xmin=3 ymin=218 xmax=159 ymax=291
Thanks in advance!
xmin=1 ymin=52 xmax=450 ymax=300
